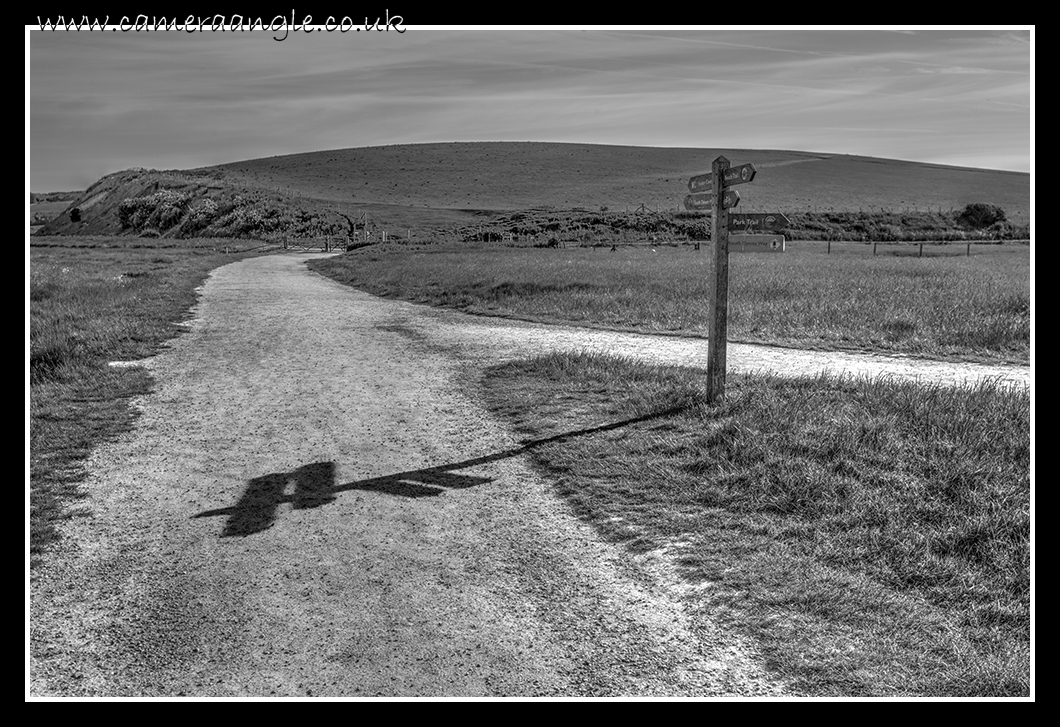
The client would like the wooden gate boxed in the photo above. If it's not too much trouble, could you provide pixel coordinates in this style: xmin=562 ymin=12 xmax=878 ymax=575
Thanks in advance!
xmin=282 ymin=236 xmax=349 ymax=252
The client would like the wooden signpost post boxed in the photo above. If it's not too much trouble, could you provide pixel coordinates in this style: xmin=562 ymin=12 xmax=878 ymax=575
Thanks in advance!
xmin=686 ymin=158 xmax=787 ymax=401
xmin=706 ymin=156 xmax=737 ymax=402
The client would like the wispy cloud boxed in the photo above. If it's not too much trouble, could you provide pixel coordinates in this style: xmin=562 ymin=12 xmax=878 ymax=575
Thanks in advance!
xmin=914 ymin=66 xmax=991 ymax=74
xmin=29 ymin=27 xmax=1031 ymax=190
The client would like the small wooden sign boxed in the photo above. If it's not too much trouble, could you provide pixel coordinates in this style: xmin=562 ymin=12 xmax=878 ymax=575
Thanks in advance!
xmin=728 ymin=213 xmax=791 ymax=233
xmin=721 ymin=163 xmax=757 ymax=186
xmin=686 ymin=190 xmax=737 ymax=207
xmin=688 ymin=163 xmax=756 ymax=192
xmin=720 ymin=189 xmax=741 ymax=209
xmin=687 ymin=173 xmax=714 ymax=193
xmin=684 ymin=192 xmax=712 ymax=210
xmin=686 ymin=190 xmax=740 ymax=210
xmin=731 ymin=234 xmax=785 ymax=252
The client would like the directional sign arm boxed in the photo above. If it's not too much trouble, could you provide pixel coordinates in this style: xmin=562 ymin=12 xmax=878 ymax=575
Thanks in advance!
xmin=728 ymin=212 xmax=791 ymax=232
xmin=721 ymin=189 xmax=740 ymax=209
xmin=689 ymin=162 xmax=757 ymax=193
xmin=685 ymin=191 xmax=743 ymax=212
xmin=721 ymin=163 xmax=757 ymax=186
xmin=684 ymin=193 xmax=712 ymax=211
xmin=687 ymin=173 xmax=713 ymax=193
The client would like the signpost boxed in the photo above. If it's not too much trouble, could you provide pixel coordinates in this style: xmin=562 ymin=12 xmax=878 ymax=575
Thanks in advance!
xmin=687 ymin=158 xmax=787 ymax=402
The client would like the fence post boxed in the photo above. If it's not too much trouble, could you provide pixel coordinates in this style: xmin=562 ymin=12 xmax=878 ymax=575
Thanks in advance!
xmin=966 ymin=242 xmax=971 ymax=257
xmin=919 ymin=243 xmax=923 ymax=258
xmin=873 ymin=241 xmax=877 ymax=256
xmin=827 ymin=240 xmax=831 ymax=255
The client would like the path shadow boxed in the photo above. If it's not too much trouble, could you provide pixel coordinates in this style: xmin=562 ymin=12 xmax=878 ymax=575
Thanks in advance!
xmin=192 ymin=405 xmax=685 ymax=537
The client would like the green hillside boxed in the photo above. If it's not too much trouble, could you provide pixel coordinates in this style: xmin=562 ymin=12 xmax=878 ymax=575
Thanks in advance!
xmin=36 ymin=142 xmax=1030 ymax=241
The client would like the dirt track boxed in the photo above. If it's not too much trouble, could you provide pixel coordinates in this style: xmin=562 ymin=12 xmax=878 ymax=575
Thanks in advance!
xmin=28 ymin=253 xmax=1029 ymax=698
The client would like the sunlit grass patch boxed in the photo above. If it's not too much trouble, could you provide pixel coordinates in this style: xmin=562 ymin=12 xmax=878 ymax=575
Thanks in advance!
xmin=481 ymin=352 xmax=1030 ymax=696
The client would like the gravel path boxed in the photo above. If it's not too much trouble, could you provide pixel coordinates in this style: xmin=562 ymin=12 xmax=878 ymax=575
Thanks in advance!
xmin=371 ymin=300 xmax=1030 ymax=390
xmin=30 ymin=253 xmax=791 ymax=698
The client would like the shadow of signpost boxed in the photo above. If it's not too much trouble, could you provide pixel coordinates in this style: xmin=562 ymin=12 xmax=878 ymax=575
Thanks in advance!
xmin=342 ymin=466 xmax=495 ymax=499
xmin=195 ymin=462 xmax=338 ymax=537
xmin=192 ymin=406 xmax=686 ymax=537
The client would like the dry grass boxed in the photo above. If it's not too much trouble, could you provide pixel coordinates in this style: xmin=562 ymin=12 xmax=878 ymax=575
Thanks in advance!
xmin=481 ymin=351 xmax=1031 ymax=696
xmin=29 ymin=236 xmax=265 ymax=565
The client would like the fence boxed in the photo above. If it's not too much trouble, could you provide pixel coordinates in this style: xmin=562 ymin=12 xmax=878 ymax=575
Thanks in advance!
xmin=282 ymin=236 xmax=350 ymax=252
xmin=813 ymin=240 xmax=1028 ymax=257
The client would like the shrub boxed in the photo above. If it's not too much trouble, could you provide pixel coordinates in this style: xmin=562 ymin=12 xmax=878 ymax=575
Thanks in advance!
xmin=118 ymin=198 xmax=146 ymax=229
xmin=958 ymin=203 xmax=1007 ymax=229
xmin=180 ymin=198 xmax=220 ymax=235
xmin=118 ymin=190 xmax=191 ymax=233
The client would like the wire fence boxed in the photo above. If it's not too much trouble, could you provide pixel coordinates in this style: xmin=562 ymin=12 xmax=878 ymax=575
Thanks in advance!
xmin=800 ymin=239 xmax=1029 ymax=257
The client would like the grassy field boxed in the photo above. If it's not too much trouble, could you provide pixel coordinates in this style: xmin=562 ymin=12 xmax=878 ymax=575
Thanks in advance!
xmin=480 ymin=352 xmax=1031 ymax=697
xmin=28 ymin=236 xmax=266 ymax=566
xmin=28 ymin=236 xmax=1032 ymax=696
xmin=309 ymin=242 xmax=1031 ymax=363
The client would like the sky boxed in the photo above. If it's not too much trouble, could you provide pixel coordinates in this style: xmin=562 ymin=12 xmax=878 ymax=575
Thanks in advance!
xmin=27 ymin=25 xmax=1033 ymax=192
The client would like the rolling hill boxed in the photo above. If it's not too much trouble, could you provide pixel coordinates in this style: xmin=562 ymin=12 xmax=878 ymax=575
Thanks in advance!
xmin=35 ymin=141 xmax=1030 ymax=239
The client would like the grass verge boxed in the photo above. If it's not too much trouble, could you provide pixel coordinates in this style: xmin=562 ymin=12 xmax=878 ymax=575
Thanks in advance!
xmin=309 ymin=244 xmax=1030 ymax=363
xmin=29 ymin=236 xmax=264 ymax=568
xmin=480 ymin=351 xmax=1031 ymax=696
